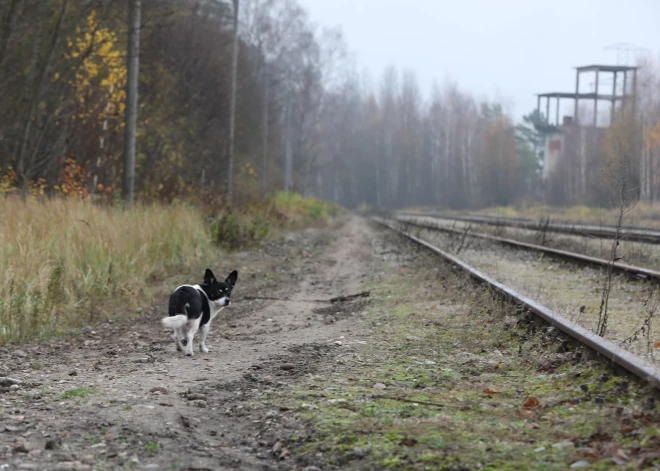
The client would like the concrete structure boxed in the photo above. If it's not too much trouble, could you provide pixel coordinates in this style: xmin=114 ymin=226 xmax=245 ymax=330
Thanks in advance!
xmin=535 ymin=65 xmax=638 ymax=189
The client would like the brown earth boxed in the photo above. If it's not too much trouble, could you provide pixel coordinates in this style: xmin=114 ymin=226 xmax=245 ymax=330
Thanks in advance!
xmin=0 ymin=215 xmax=380 ymax=471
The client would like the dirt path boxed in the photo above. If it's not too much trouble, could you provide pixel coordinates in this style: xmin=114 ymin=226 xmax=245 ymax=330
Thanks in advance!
xmin=0 ymin=215 xmax=380 ymax=471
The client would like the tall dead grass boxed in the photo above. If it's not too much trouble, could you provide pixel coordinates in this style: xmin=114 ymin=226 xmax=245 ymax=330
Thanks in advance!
xmin=1 ymin=198 xmax=213 ymax=343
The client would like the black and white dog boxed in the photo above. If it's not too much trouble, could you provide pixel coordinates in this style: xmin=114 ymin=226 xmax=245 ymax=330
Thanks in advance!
xmin=161 ymin=269 xmax=238 ymax=356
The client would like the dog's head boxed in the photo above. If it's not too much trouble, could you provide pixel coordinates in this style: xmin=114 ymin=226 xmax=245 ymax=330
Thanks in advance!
xmin=202 ymin=269 xmax=238 ymax=307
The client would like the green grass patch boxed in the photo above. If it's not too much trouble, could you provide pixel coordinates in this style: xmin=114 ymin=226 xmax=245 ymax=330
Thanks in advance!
xmin=210 ymin=192 xmax=341 ymax=249
xmin=61 ymin=386 xmax=96 ymax=399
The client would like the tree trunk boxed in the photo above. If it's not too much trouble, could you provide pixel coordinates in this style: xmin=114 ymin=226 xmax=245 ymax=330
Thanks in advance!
xmin=0 ymin=0 xmax=18 ymax=69
xmin=123 ymin=0 xmax=141 ymax=205
xmin=16 ymin=0 xmax=69 ymax=190
xmin=227 ymin=0 xmax=239 ymax=206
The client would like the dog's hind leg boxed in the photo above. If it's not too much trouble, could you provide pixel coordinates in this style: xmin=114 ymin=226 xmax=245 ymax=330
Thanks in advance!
xmin=174 ymin=328 xmax=184 ymax=352
xmin=199 ymin=324 xmax=210 ymax=353
xmin=185 ymin=319 xmax=200 ymax=356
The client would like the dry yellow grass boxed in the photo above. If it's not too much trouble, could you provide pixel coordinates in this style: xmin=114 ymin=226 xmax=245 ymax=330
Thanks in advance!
xmin=0 ymin=198 xmax=214 ymax=343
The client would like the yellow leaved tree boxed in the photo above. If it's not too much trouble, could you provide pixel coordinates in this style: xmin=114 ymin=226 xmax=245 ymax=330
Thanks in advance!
xmin=66 ymin=10 xmax=126 ymax=125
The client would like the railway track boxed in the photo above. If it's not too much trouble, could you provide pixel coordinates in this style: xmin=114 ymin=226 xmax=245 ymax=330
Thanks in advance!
xmin=374 ymin=215 xmax=660 ymax=390
xmin=394 ymin=213 xmax=660 ymax=282
xmin=398 ymin=211 xmax=660 ymax=245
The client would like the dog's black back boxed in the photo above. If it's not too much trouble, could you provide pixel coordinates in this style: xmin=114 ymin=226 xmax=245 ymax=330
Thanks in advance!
xmin=168 ymin=286 xmax=211 ymax=324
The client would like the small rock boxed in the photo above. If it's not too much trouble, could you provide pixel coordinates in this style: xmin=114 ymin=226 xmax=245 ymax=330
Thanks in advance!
xmin=534 ymin=446 xmax=546 ymax=453
xmin=13 ymin=350 xmax=28 ymax=358
xmin=353 ymin=447 xmax=365 ymax=458
xmin=302 ymin=467 xmax=322 ymax=471
xmin=263 ymin=376 xmax=273 ymax=383
xmin=272 ymin=440 xmax=283 ymax=454
xmin=142 ymin=465 xmax=160 ymax=470
xmin=264 ymin=410 xmax=279 ymax=420
xmin=9 ymin=384 xmax=20 ymax=390
xmin=552 ymin=441 xmax=574 ymax=449
xmin=372 ymin=383 xmax=386 ymax=390
xmin=186 ymin=393 xmax=207 ymax=401
xmin=13 ymin=440 xmax=32 ymax=453
xmin=68 ymin=370 xmax=77 ymax=376
xmin=190 ymin=400 xmax=207 ymax=408
xmin=334 ymin=341 xmax=343 ymax=346
xmin=279 ymin=447 xmax=290 ymax=460
xmin=18 ymin=464 xmax=40 ymax=470
xmin=0 ymin=377 xmax=21 ymax=386
xmin=280 ymin=363 xmax=295 ymax=371
xmin=81 ymin=326 xmax=93 ymax=335
xmin=570 ymin=460 xmax=591 ymax=469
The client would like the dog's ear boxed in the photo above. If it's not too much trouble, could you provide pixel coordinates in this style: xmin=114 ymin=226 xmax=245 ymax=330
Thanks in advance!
xmin=204 ymin=269 xmax=217 ymax=285
xmin=226 ymin=270 xmax=238 ymax=286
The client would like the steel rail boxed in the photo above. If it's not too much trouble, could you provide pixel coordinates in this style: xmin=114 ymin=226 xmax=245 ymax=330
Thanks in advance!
xmin=398 ymin=211 xmax=660 ymax=245
xmin=374 ymin=216 xmax=660 ymax=390
xmin=395 ymin=215 xmax=660 ymax=282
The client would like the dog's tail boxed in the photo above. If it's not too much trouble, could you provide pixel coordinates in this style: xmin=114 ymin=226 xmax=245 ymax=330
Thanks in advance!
xmin=161 ymin=315 xmax=187 ymax=329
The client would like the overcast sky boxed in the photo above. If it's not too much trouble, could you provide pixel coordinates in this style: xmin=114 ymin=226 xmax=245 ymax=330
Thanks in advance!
xmin=298 ymin=0 xmax=660 ymax=123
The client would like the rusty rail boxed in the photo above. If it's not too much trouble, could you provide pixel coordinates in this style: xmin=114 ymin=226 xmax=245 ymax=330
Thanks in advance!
xmin=396 ymin=214 xmax=660 ymax=282
xmin=398 ymin=211 xmax=660 ymax=245
xmin=374 ymin=216 xmax=660 ymax=389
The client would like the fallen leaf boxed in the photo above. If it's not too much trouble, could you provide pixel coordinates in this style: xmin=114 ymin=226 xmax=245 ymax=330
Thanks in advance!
xmin=431 ymin=305 xmax=437 ymax=310
xmin=654 ymin=342 xmax=660 ymax=349
xmin=483 ymin=389 xmax=500 ymax=395
xmin=581 ymin=447 xmax=598 ymax=459
xmin=524 ymin=397 xmax=541 ymax=409
xmin=614 ymin=448 xmax=629 ymax=461
xmin=518 ymin=409 xmax=534 ymax=419
xmin=400 ymin=438 xmax=417 ymax=447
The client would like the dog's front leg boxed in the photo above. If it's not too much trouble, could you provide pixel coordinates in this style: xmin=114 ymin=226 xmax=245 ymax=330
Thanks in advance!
xmin=199 ymin=324 xmax=210 ymax=353
xmin=185 ymin=319 xmax=201 ymax=356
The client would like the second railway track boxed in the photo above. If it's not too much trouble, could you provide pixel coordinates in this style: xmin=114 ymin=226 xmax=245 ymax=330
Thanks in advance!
xmin=399 ymin=211 xmax=660 ymax=245
xmin=374 ymin=215 xmax=660 ymax=390
xmin=394 ymin=213 xmax=660 ymax=282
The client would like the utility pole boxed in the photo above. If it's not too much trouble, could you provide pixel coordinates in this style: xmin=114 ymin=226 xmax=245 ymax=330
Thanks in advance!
xmin=260 ymin=60 xmax=268 ymax=198
xmin=284 ymin=98 xmax=293 ymax=193
xmin=123 ymin=0 xmax=141 ymax=205
xmin=227 ymin=0 xmax=239 ymax=206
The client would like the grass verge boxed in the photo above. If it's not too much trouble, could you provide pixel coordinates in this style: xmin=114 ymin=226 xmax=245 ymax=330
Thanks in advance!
xmin=210 ymin=192 xmax=341 ymax=249
xmin=1 ymin=193 xmax=340 ymax=344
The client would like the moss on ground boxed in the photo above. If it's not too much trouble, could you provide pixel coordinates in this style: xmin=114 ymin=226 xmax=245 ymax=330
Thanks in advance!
xmin=272 ymin=231 xmax=660 ymax=470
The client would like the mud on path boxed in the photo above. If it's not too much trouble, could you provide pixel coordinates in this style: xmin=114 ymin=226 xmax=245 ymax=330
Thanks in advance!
xmin=0 ymin=215 xmax=381 ymax=471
